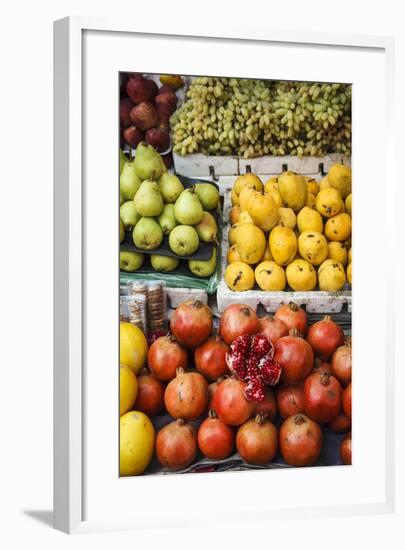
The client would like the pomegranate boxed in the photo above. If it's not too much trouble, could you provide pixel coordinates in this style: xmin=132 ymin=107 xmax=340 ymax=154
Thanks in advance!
xmin=255 ymin=387 xmax=277 ymax=420
xmin=170 ymin=300 xmax=213 ymax=348
xmin=147 ymin=334 xmax=188 ymax=381
xmin=279 ymin=414 xmax=322 ymax=466
xmin=258 ymin=315 xmax=288 ymax=344
xmin=236 ymin=414 xmax=278 ymax=465
xmin=145 ymin=127 xmax=170 ymax=152
xmin=342 ymin=383 xmax=352 ymax=419
xmin=331 ymin=342 xmax=352 ymax=387
xmin=340 ymin=432 xmax=352 ymax=464
xmin=194 ymin=336 xmax=230 ymax=381
xmin=274 ymin=330 xmax=314 ymax=384
xmin=328 ymin=412 xmax=351 ymax=433
xmin=207 ymin=378 xmax=223 ymax=410
xmin=129 ymin=101 xmax=159 ymax=131
xmin=306 ymin=316 xmax=345 ymax=360
xmin=303 ymin=371 xmax=342 ymax=423
xmin=122 ymin=125 xmax=144 ymax=148
xmin=213 ymin=377 xmax=255 ymax=426
xmin=133 ymin=368 xmax=164 ymax=415
xmin=155 ymin=419 xmax=197 ymax=470
xmin=274 ymin=302 xmax=308 ymax=335
xmin=312 ymin=358 xmax=331 ymax=374
xmin=276 ymin=383 xmax=304 ymax=419
xmin=120 ymin=97 xmax=135 ymax=127
xmin=164 ymin=368 xmax=208 ymax=421
xmin=197 ymin=410 xmax=234 ymax=460
xmin=219 ymin=304 xmax=260 ymax=345
xmin=126 ymin=76 xmax=158 ymax=104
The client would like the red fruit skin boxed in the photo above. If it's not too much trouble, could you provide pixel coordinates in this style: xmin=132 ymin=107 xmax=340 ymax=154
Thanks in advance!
xmin=197 ymin=417 xmax=234 ymax=460
xmin=219 ymin=304 xmax=260 ymax=345
xmin=120 ymin=97 xmax=135 ymax=127
xmin=331 ymin=344 xmax=352 ymax=387
xmin=258 ymin=316 xmax=288 ymax=344
xmin=155 ymin=92 xmax=177 ymax=115
xmin=279 ymin=414 xmax=322 ymax=467
xmin=342 ymin=383 xmax=352 ymax=419
xmin=129 ymin=101 xmax=159 ymax=131
xmin=312 ymin=358 xmax=331 ymax=375
xmin=162 ymin=153 xmax=173 ymax=169
xmin=274 ymin=336 xmax=314 ymax=384
xmin=274 ymin=303 xmax=308 ymax=335
xmin=170 ymin=301 xmax=213 ymax=348
xmin=213 ymin=377 xmax=255 ymax=426
xmin=122 ymin=125 xmax=145 ymax=148
xmin=207 ymin=381 xmax=218 ymax=410
xmin=126 ymin=76 xmax=155 ymax=104
xmin=155 ymin=419 xmax=197 ymax=470
xmin=147 ymin=335 xmax=188 ymax=381
xmin=133 ymin=373 xmax=164 ymax=415
xmin=340 ymin=435 xmax=352 ymax=465
xmin=276 ymin=383 xmax=305 ymax=419
xmin=236 ymin=418 xmax=278 ymax=465
xmin=145 ymin=127 xmax=170 ymax=152
xmin=306 ymin=317 xmax=345 ymax=360
xmin=328 ymin=412 xmax=351 ymax=433
xmin=254 ymin=387 xmax=277 ymax=420
xmin=164 ymin=371 xmax=208 ymax=421
xmin=194 ymin=336 xmax=230 ymax=382
xmin=145 ymin=78 xmax=159 ymax=100
xmin=303 ymin=372 xmax=342 ymax=423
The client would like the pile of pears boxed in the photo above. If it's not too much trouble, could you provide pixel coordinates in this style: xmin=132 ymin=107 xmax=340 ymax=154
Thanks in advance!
xmin=120 ymin=142 xmax=220 ymax=277
xmin=225 ymin=164 xmax=352 ymax=293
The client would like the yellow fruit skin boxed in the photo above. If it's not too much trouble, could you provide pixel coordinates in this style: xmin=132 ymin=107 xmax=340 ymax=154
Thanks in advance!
xmin=120 ymin=364 xmax=138 ymax=416
xmin=228 ymin=222 xmax=246 ymax=245
xmin=224 ymin=261 xmax=255 ymax=291
xmin=120 ymin=411 xmax=155 ymax=476
xmin=236 ymin=224 xmax=266 ymax=264
xmin=234 ymin=174 xmax=263 ymax=195
xmin=239 ymin=187 xmax=256 ymax=211
xmin=159 ymin=74 xmax=184 ymax=89
xmin=306 ymin=193 xmax=316 ymax=209
xmin=306 ymin=179 xmax=319 ymax=196
xmin=324 ymin=212 xmax=352 ymax=242
xmin=327 ymin=241 xmax=348 ymax=266
xmin=278 ymin=207 xmax=297 ymax=229
xmin=297 ymin=206 xmax=323 ymax=233
xmin=345 ymin=193 xmax=352 ymax=215
xmin=347 ymin=262 xmax=352 ymax=284
xmin=227 ymin=244 xmax=242 ymax=264
xmin=328 ymin=164 xmax=352 ymax=198
xmin=239 ymin=211 xmax=254 ymax=224
xmin=229 ymin=205 xmax=241 ymax=225
xmin=261 ymin=243 xmax=273 ymax=261
xmin=286 ymin=259 xmax=317 ymax=291
xmin=246 ymin=191 xmax=279 ymax=231
xmin=315 ymin=188 xmax=344 ymax=218
xmin=348 ymin=248 xmax=352 ymax=263
xmin=255 ymin=261 xmax=286 ymax=291
xmin=278 ymin=171 xmax=308 ymax=212
xmin=318 ymin=259 xmax=346 ymax=291
xmin=319 ymin=175 xmax=331 ymax=190
xmin=264 ymin=176 xmax=279 ymax=193
xmin=298 ymin=231 xmax=328 ymax=266
xmin=231 ymin=189 xmax=240 ymax=206
xmin=120 ymin=322 xmax=148 ymax=374
xmin=268 ymin=190 xmax=284 ymax=208
xmin=269 ymin=225 xmax=298 ymax=266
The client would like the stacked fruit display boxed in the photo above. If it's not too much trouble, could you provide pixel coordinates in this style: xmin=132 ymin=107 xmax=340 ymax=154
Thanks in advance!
xmin=120 ymin=73 xmax=184 ymax=158
xmin=225 ymin=163 xmax=352 ymax=292
xmin=120 ymin=142 xmax=220 ymax=277
xmin=119 ymin=300 xmax=352 ymax=476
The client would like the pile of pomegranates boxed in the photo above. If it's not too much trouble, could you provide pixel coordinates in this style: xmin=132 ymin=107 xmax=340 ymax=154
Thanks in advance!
xmin=132 ymin=300 xmax=352 ymax=473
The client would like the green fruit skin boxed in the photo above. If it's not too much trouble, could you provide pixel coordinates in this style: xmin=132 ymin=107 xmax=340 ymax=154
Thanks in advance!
xmin=133 ymin=142 xmax=164 ymax=181
xmin=120 ymin=220 xmax=125 ymax=243
xmin=120 ymin=150 xmax=128 ymax=174
xmin=120 ymin=251 xmax=144 ymax=272
xmin=174 ymin=189 xmax=204 ymax=225
xmin=120 ymin=162 xmax=142 ymax=200
xmin=188 ymin=248 xmax=217 ymax=277
xmin=157 ymin=204 xmax=178 ymax=235
xmin=132 ymin=217 xmax=163 ymax=250
xmin=158 ymin=173 xmax=184 ymax=203
xmin=195 ymin=183 xmax=219 ymax=211
xmin=120 ymin=201 xmax=141 ymax=228
xmin=195 ymin=211 xmax=218 ymax=242
xmin=169 ymin=225 xmax=199 ymax=256
xmin=150 ymin=255 xmax=179 ymax=272
xmin=133 ymin=180 xmax=164 ymax=217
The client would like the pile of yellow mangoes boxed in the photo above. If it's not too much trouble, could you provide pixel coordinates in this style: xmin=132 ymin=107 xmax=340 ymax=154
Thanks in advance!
xmin=225 ymin=164 xmax=352 ymax=292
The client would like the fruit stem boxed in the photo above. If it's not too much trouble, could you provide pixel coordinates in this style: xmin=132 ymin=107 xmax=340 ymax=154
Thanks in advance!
xmin=320 ymin=372 xmax=331 ymax=386
xmin=294 ymin=414 xmax=306 ymax=425
xmin=289 ymin=328 xmax=303 ymax=338
xmin=208 ymin=409 xmax=218 ymax=419
xmin=176 ymin=418 xmax=185 ymax=426
xmin=289 ymin=302 xmax=299 ymax=312
xmin=255 ymin=413 xmax=267 ymax=425
xmin=176 ymin=367 xmax=185 ymax=376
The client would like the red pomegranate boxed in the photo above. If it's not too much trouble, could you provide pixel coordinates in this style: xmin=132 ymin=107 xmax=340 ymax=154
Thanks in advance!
xmin=133 ymin=368 xmax=164 ymax=415
xmin=219 ymin=304 xmax=260 ymax=345
xmin=342 ymin=383 xmax=352 ymax=419
xmin=331 ymin=342 xmax=352 ymax=387
xmin=279 ymin=414 xmax=322 ymax=466
xmin=340 ymin=432 xmax=352 ymax=464
xmin=306 ymin=316 xmax=345 ymax=360
xmin=207 ymin=378 xmax=222 ymax=410
xmin=303 ymin=371 xmax=342 ymax=423
xmin=213 ymin=377 xmax=255 ymax=426
xmin=126 ymin=75 xmax=156 ymax=104
xmin=155 ymin=419 xmax=197 ymax=470
xmin=274 ymin=302 xmax=308 ymax=335
xmin=197 ymin=410 xmax=234 ymax=460
xmin=274 ymin=330 xmax=314 ymax=384
xmin=254 ymin=387 xmax=277 ymax=420
xmin=129 ymin=101 xmax=159 ymax=131
xmin=170 ymin=300 xmax=213 ymax=348
xmin=276 ymin=383 xmax=305 ymax=419
xmin=164 ymin=368 xmax=208 ymax=421
xmin=328 ymin=412 xmax=351 ymax=433
xmin=120 ymin=97 xmax=135 ymax=127
xmin=312 ymin=358 xmax=331 ymax=374
xmin=147 ymin=334 xmax=188 ymax=381
xmin=258 ymin=315 xmax=288 ymax=344
xmin=236 ymin=414 xmax=278 ymax=465
xmin=194 ymin=336 xmax=230 ymax=381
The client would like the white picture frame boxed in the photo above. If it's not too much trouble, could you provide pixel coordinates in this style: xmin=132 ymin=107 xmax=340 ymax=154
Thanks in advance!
xmin=54 ymin=17 xmax=398 ymax=534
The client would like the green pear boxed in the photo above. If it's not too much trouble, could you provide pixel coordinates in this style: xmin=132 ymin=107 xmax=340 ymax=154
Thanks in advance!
xmin=158 ymin=173 xmax=184 ymax=203
xmin=132 ymin=217 xmax=163 ymax=250
xmin=120 ymin=250 xmax=144 ymax=272
xmin=120 ymin=219 xmax=125 ymax=243
xmin=151 ymin=254 xmax=179 ymax=272
xmin=158 ymin=204 xmax=178 ymax=235
xmin=195 ymin=183 xmax=219 ymax=210
xmin=120 ymin=160 xmax=142 ymax=200
xmin=120 ymin=194 xmax=124 ymax=206
xmin=120 ymin=201 xmax=141 ymax=228
xmin=174 ymin=188 xmax=203 ymax=225
xmin=194 ymin=211 xmax=218 ymax=243
xmin=188 ymin=248 xmax=217 ymax=277
xmin=169 ymin=225 xmax=199 ymax=256
xmin=134 ymin=180 xmax=164 ymax=217
xmin=133 ymin=142 xmax=164 ymax=181
xmin=120 ymin=149 xmax=128 ymax=174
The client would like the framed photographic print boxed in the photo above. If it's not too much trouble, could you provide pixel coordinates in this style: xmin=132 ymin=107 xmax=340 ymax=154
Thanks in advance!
xmin=54 ymin=17 xmax=397 ymax=534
